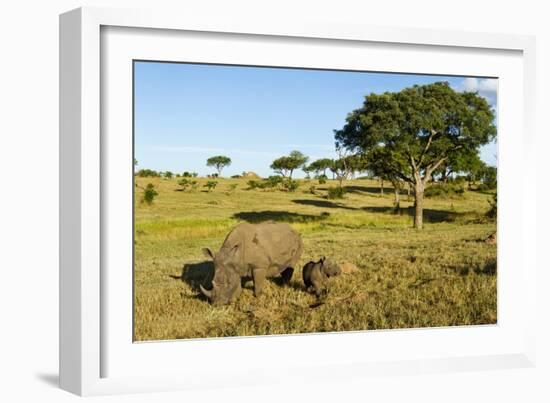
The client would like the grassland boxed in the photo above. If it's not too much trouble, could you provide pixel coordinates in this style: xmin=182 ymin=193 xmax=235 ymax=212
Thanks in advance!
xmin=134 ymin=176 xmax=496 ymax=341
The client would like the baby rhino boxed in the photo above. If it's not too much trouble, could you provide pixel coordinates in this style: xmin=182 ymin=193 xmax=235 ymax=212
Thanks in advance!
xmin=302 ymin=257 xmax=342 ymax=298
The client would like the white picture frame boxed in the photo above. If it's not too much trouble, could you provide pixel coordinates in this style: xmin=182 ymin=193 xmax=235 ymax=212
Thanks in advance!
xmin=59 ymin=6 xmax=537 ymax=396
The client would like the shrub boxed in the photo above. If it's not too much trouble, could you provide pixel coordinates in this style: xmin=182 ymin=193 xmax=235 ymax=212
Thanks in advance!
xmin=309 ymin=185 xmax=317 ymax=194
xmin=486 ymin=192 xmax=497 ymax=219
xmin=178 ymin=178 xmax=192 ymax=191
xmin=282 ymin=179 xmax=299 ymax=192
xmin=230 ymin=174 xmax=241 ymax=178
xmin=247 ymin=180 xmax=261 ymax=190
xmin=265 ymin=175 xmax=284 ymax=189
xmin=478 ymin=182 xmax=497 ymax=192
xmin=204 ymin=180 xmax=218 ymax=192
xmin=141 ymin=183 xmax=158 ymax=204
xmin=327 ymin=186 xmax=345 ymax=199
xmin=317 ymin=174 xmax=327 ymax=184
xmin=424 ymin=183 xmax=465 ymax=198
xmin=136 ymin=169 xmax=160 ymax=178
xmin=226 ymin=183 xmax=238 ymax=194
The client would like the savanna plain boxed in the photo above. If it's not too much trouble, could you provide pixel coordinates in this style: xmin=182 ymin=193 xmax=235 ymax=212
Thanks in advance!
xmin=134 ymin=176 xmax=497 ymax=341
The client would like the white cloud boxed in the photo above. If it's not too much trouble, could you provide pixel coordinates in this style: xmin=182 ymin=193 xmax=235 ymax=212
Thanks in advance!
xmin=455 ymin=77 xmax=498 ymax=106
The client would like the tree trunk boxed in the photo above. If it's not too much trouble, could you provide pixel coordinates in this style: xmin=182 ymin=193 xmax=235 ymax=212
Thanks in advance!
xmin=413 ymin=182 xmax=424 ymax=229
xmin=393 ymin=186 xmax=401 ymax=214
xmin=338 ymin=175 xmax=344 ymax=189
xmin=380 ymin=178 xmax=384 ymax=196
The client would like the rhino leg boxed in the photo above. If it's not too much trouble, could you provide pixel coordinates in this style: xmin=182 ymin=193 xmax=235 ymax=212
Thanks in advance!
xmin=252 ymin=268 xmax=267 ymax=297
xmin=311 ymin=277 xmax=327 ymax=299
xmin=280 ymin=267 xmax=294 ymax=285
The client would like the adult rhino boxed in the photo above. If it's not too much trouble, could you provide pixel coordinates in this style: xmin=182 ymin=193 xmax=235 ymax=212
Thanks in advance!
xmin=200 ymin=222 xmax=303 ymax=305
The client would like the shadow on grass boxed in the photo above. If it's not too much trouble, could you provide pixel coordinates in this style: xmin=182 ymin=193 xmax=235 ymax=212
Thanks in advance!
xmin=292 ymin=198 xmax=357 ymax=210
xmin=361 ymin=206 xmax=463 ymax=223
xmin=266 ymin=275 xmax=305 ymax=293
xmin=170 ymin=261 xmax=215 ymax=297
xmin=343 ymin=185 xmax=399 ymax=195
xmin=476 ymin=259 xmax=497 ymax=275
xmin=233 ymin=210 xmax=330 ymax=223
xmin=448 ymin=258 xmax=497 ymax=277
xmin=343 ymin=184 xmax=413 ymax=197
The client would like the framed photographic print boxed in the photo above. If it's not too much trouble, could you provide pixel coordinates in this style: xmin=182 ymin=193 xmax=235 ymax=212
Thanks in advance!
xmin=60 ymin=6 xmax=537 ymax=396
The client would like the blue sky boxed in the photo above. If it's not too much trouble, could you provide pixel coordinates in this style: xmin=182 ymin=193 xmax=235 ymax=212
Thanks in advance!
xmin=134 ymin=61 xmax=497 ymax=178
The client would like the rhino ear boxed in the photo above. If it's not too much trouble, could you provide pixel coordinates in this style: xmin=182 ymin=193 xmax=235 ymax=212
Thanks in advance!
xmin=202 ymin=248 xmax=215 ymax=259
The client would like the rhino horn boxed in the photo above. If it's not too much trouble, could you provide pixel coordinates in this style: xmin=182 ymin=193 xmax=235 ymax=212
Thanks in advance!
xmin=199 ymin=284 xmax=212 ymax=299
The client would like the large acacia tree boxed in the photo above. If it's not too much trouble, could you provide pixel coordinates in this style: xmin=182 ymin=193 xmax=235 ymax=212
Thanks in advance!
xmin=270 ymin=150 xmax=309 ymax=178
xmin=335 ymin=82 xmax=496 ymax=229
xmin=206 ymin=155 xmax=232 ymax=176
xmin=307 ymin=158 xmax=334 ymax=178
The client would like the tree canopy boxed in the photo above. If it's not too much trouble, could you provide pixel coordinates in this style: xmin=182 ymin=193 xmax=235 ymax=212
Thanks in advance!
xmin=270 ymin=150 xmax=309 ymax=178
xmin=307 ymin=158 xmax=334 ymax=177
xmin=334 ymin=81 xmax=496 ymax=228
xmin=206 ymin=155 xmax=232 ymax=176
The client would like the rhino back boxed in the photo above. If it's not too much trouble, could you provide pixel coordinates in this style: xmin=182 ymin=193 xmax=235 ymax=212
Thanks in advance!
xmin=221 ymin=222 xmax=302 ymax=274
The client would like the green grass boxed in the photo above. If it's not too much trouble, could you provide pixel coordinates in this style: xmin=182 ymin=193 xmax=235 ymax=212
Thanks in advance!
xmin=134 ymin=177 xmax=496 ymax=341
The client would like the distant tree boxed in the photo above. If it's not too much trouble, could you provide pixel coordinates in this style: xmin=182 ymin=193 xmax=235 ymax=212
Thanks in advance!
xmin=270 ymin=150 xmax=309 ymax=178
xmin=308 ymin=158 xmax=334 ymax=178
xmin=134 ymin=158 xmax=138 ymax=167
xmin=335 ymin=82 xmax=496 ymax=229
xmin=463 ymin=156 xmax=486 ymax=189
xmin=434 ymin=151 xmax=484 ymax=187
xmin=136 ymin=169 xmax=160 ymax=178
xmin=206 ymin=156 xmax=232 ymax=176
xmin=366 ymin=147 xmax=408 ymax=212
xmin=302 ymin=164 xmax=313 ymax=179
xmin=204 ymin=180 xmax=218 ymax=192
xmin=164 ymin=171 xmax=173 ymax=179
xmin=329 ymin=150 xmax=359 ymax=190
xmin=345 ymin=154 xmax=368 ymax=179
xmin=479 ymin=165 xmax=497 ymax=189
xmin=141 ymin=183 xmax=158 ymax=205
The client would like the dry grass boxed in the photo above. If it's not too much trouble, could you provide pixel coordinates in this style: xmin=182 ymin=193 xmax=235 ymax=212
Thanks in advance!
xmin=134 ymin=177 xmax=496 ymax=341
